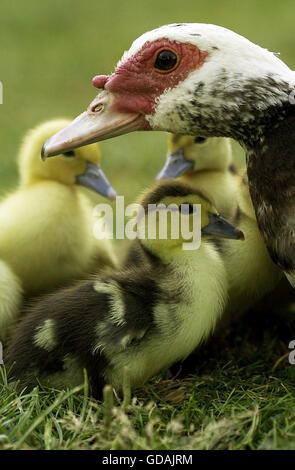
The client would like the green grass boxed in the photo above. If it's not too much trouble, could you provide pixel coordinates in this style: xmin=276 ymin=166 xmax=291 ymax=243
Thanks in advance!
xmin=1 ymin=0 xmax=295 ymax=451
xmin=2 ymin=306 xmax=295 ymax=450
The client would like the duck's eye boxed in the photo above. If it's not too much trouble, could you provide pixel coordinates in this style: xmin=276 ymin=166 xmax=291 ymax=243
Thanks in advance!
xmin=179 ymin=203 xmax=195 ymax=215
xmin=154 ymin=49 xmax=179 ymax=72
xmin=194 ymin=137 xmax=207 ymax=144
xmin=63 ymin=150 xmax=75 ymax=157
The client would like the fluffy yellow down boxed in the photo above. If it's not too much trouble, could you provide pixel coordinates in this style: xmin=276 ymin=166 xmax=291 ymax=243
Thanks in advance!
xmin=0 ymin=260 xmax=23 ymax=342
xmin=0 ymin=119 xmax=117 ymax=339
xmin=223 ymin=169 xmax=282 ymax=319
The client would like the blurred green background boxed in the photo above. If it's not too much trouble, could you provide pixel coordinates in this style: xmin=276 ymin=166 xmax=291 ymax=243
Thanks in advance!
xmin=1 ymin=0 xmax=295 ymax=205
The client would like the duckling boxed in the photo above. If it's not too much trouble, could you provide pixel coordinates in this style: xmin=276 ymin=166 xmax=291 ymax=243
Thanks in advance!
xmin=0 ymin=120 xmax=117 ymax=340
xmin=0 ymin=260 xmax=23 ymax=342
xmin=219 ymin=167 xmax=282 ymax=319
xmin=6 ymin=181 xmax=243 ymax=395
xmin=157 ymin=134 xmax=238 ymax=220
xmin=158 ymin=136 xmax=282 ymax=317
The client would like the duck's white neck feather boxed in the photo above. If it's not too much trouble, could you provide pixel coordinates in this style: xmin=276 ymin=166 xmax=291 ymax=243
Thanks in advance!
xmin=147 ymin=70 xmax=294 ymax=140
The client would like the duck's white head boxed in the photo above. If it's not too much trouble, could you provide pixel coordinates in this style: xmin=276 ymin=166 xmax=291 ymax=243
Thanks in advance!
xmin=42 ymin=23 xmax=295 ymax=158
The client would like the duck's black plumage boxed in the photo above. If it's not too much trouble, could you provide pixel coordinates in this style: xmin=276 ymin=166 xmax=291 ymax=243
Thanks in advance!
xmin=246 ymin=104 xmax=295 ymax=275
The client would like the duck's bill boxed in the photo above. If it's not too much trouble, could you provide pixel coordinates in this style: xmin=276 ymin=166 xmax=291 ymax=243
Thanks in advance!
xmin=41 ymin=91 xmax=145 ymax=159
xmin=157 ymin=150 xmax=194 ymax=181
xmin=76 ymin=162 xmax=117 ymax=200
xmin=202 ymin=213 xmax=245 ymax=240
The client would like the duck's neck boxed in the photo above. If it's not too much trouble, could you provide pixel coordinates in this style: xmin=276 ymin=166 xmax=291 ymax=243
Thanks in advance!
xmin=244 ymin=101 xmax=295 ymax=270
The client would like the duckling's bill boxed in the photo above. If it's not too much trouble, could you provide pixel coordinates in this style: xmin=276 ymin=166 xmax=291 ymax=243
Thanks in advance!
xmin=157 ymin=149 xmax=194 ymax=180
xmin=76 ymin=162 xmax=117 ymax=200
xmin=202 ymin=213 xmax=244 ymax=240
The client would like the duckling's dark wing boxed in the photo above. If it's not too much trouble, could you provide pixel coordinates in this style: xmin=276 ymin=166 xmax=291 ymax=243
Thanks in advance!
xmin=6 ymin=271 xmax=160 ymax=396
xmin=87 ymin=268 xmax=161 ymax=354
xmin=6 ymin=281 xmax=108 ymax=394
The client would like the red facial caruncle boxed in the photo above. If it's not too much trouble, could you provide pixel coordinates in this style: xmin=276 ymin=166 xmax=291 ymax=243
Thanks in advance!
xmin=41 ymin=38 xmax=208 ymax=158
xmin=93 ymin=39 xmax=208 ymax=116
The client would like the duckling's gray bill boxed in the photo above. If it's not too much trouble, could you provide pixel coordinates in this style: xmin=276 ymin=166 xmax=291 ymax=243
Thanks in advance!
xmin=202 ymin=213 xmax=244 ymax=240
xmin=76 ymin=162 xmax=116 ymax=200
xmin=157 ymin=149 xmax=194 ymax=180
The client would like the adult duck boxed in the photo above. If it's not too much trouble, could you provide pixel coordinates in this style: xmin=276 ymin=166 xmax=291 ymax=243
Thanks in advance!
xmin=42 ymin=23 xmax=295 ymax=285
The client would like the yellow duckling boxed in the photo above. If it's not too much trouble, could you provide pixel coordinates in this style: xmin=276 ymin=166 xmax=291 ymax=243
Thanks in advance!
xmin=7 ymin=181 xmax=243 ymax=395
xmin=157 ymin=134 xmax=238 ymax=220
xmin=0 ymin=120 xmax=117 ymax=341
xmin=223 ymin=168 xmax=282 ymax=318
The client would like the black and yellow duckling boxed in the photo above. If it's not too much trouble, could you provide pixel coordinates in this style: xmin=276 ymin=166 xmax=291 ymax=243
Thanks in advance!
xmin=0 ymin=120 xmax=117 ymax=341
xmin=6 ymin=181 xmax=243 ymax=396
xmin=158 ymin=135 xmax=282 ymax=317
xmin=157 ymin=134 xmax=238 ymax=220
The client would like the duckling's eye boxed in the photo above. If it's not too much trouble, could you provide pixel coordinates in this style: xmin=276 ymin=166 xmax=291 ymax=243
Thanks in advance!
xmin=179 ymin=203 xmax=195 ymax=215
xmin=194 ymin=137 xmax=207 ymax=144
xmin=154 ymin=49 xmax=179 ymax=72
xmin=63 ymin=150 xmax=75 ymax=158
